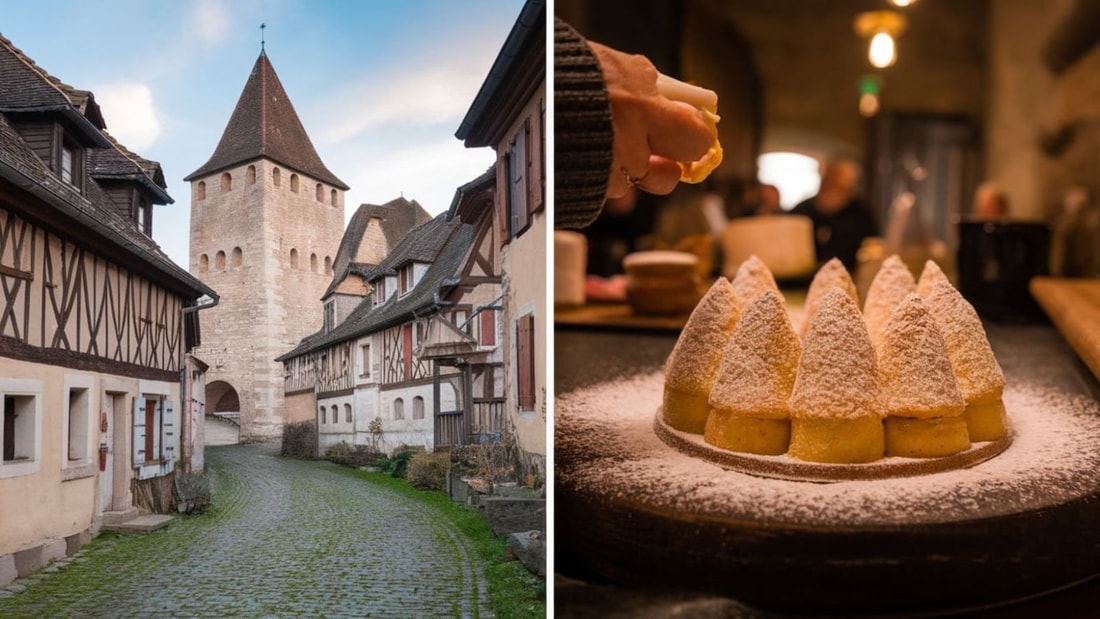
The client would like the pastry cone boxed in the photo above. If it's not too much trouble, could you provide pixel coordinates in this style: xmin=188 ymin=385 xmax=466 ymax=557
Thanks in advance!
xmin=863 ymin=254 xmax=916 ymax=354
xmin=878 ymin=294 xmax=969 ymax=457
xmin=706 ymin=290 xmax=800 ymax=454
xmin=788 ymin=288 xmax=883 ymax=463
xmin=799 ymin=257 xmax=859 ymax=339
xmin=730 ymin=255 xmax=782 ymax=311
xmin=916 ymin=260 xmax=951 ymax=299
xmin=924 ymin=281 xmax=1008 ymax=441
xmin=663 ymin=278 xmax=740 ymax=433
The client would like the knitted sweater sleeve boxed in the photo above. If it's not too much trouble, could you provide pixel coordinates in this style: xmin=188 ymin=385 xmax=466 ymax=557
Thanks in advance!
xmin=554 ymin=18 xmax=613 ymax=229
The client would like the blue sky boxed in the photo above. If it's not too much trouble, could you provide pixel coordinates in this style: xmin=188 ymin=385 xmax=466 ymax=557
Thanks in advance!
xmin=0 ymin=0 xmax=525 ymax=266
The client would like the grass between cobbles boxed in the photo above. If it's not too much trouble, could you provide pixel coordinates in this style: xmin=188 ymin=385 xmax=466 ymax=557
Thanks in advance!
xmin=330 ymin=466 xmax=547 ymax=619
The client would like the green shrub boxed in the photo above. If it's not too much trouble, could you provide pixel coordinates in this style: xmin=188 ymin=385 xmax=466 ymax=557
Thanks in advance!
xmin=407 ymin=450 xmax=450 ymax=491
xmin=389 ymin=445 xmax=424 ymax=479
xmin=280 ymin=420 xmax=316 ymax=459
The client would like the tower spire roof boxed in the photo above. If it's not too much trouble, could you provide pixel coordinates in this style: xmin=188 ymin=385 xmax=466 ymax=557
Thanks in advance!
xmin=185 ymin=52 xmax=348 ymax=189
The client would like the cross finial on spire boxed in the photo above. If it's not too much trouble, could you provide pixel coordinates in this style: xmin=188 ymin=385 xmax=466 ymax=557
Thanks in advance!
xmin=260 ymin=23 xmax=266 ymax=52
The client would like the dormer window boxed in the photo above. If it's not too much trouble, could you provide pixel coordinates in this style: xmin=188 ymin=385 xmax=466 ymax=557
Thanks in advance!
xmin=136 ymin=197 xmax=152 ymax=236
xmin=323 ymin=300 xmax=335 ymax=332
xmin=399 ymin=264 xmax=413 ymax=295
xmin=374 ymin=279 xmax=386 ymax=305
xmin=59 ymin=134 xmax=82 ymax=189
xmin=60 ymin=144 xmax=73 ymax=184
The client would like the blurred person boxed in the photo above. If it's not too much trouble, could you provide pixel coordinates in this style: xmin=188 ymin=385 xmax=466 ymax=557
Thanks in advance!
xmin=1051 ymin=185 xmax=1100 ymax=277
xmin=972 ymin=182 xmax=1010 ymax=219
xmin=754 ymin=183 xmax=782 ymax=216
xmin=791 ymin=159 xmax=877 ymax=271
xmin=555 ymin=19 xmax=715 ymax=229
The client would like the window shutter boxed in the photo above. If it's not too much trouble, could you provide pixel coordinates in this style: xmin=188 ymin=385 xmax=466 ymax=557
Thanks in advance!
xmin=526 ymin=114 xmax=542 ymax=213
xmin=402 ymin=324 xmax=413 ymax=381
xmin=509 ymin=130 xmax=528 ymax=238
xmin=132 ymin=396 xmax=146 ymax=466
xmin=516 ymin=315 xmax=536 ymax=410
xmin=480 ymin=310 xmax=496 ymax=347
xmin=162 ymin=399 xmax=175 ymax=463
xmin=495 ymin=153 xmax=509 ymax=249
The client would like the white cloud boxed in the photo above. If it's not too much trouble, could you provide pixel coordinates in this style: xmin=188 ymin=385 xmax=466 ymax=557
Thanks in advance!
xmin=95 ymin=82 xmax=162 ymax=151
xmin=190 ymin=0 xmax=232 ymax=47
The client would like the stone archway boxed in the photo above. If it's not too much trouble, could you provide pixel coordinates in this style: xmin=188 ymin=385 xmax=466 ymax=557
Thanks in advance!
xmin=205 ymin=380 xmax=241 ymax=446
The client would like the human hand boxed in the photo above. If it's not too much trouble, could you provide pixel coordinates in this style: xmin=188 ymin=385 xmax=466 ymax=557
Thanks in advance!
xmin=589 ymin=41 xmax=716 ymax=199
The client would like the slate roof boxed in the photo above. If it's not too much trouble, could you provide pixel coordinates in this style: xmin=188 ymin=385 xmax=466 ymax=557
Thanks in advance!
xmin=278 ymin=213 xmax=473 ymax=361
xmin=0 ymin=35 xmax=213 ymax=300
xmin=184 ymin=52 xmax=348 ymax=189
xmin=324 ymin=197 xmax=432 ymax=298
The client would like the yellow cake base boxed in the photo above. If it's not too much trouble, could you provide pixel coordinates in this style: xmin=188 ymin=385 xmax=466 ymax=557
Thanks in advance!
xmin=788 ymin=416 xmax=884 ymax=464
xmin=663 ymin=386 xmax=710 ymax=434
xmin=964 ymin=399 xmax=1007 ymax=442
xmin=884 ymin=416 xmax=971 ymax=458
xmin=704 ymin=411 xmax=790 ymax=455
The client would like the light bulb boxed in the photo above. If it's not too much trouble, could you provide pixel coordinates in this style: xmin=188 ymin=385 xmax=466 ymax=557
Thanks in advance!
xmin=859 ymin=92 xmax=880 ymax=117
xmin=890 ymin=0 xmax=916 ymax=6
xmin=869 ymin=32 xmax=896 ymax=68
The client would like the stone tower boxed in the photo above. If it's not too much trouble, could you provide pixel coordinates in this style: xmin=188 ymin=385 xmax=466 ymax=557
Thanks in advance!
xmin=185 ymin=51 xmax=347 ymax=440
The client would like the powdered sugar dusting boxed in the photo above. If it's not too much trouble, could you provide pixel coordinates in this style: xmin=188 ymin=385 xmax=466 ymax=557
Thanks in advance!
xmin=879 ymin=294 xmax=965 ymax=418
xmin=799 ymin=257 xmax=858 ymax=339
xmin=864 ymin=255 xmax=917 ymax=351
xmin=709 ymin=290 xmax=800 ymax=418
xmin=664 ymin=278 xmax=739 ymax=394
xmin=925 ymin=281 xmax=1006 ymax=402
xmin=556 ymin=371 xmax=1100 ymax=527
xmin=731 ymin=255 xmax=781 ymax=311
xmin=789 ymin=288 xmax=881 ymax=420
xmin=916 ymin=259 xmax=950 ymax=299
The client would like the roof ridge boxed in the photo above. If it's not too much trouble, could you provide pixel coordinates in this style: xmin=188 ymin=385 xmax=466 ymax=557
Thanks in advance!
xmin=0 ymin=33 xmax=77 ymax=106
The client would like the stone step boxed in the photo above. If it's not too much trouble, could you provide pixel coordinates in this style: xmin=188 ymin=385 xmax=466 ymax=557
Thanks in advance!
xmin=101 ymin=508 xmax=140 ymax=527
xmin=103 ymin=515 xmax=174 ymax=534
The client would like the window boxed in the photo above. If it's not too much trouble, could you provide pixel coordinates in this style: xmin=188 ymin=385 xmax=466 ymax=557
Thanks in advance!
xmin=757 ymin=152 xmax=822 ymax=210
xmin=231 ymin=247 xmax=242 ymax=267
xmin=66 ymin=387 xmax=89 ymax=461
xmin=374 ymin=279 xmax=386 ymax=304
xmin=199 ymin=254 xmax=209 ymax=273
xmin=132 ymin=394 xmax=173 ymax=466
xmin=3 ymin=394 xmax=36 ymax=464
xmin=344 ymin=404 xmax=352 ymax=423
xmin=319 ymin=406 xmax=325 ymax=424
xmin=290 ymin=248 xmax=299 ymax=268
xmin=331 ymin=189 xmax=338 ymax=206
xmin=480 ymin=310 xmax=496 ymax=346
xmin=506 ymin=121 xmax=533 ymax=239
xmin=136 ymin=198 xmax=152 ymax=236
xmin=316 ymin=183 xmax=324 ymax=202
xmin=221 ymin=172 xmax=232 ymax=193
xmin=291 ymin=174 xmax=299 ymax=192
xmin=60 ymin=138 xmax=81 ymax=187
xmin=403 ymin=324 xmax=413 ymax=380
xmin=310 ymin=253 xmax=318 ymax=272
xmin=360 ymin=344 xmax=371 ymax=377
xmin=413 ymin=396 xmax=424 ymax=420
xmin=399 ymin=264 xmax=411 ymax=294
xmin=324 ymin=256 xmax=332 ymax=274
xmin=273 ymin=167 xmax=281 ymax=187
xmin=215 ymin=251 xmax=226 ymax=270
xmin=323 ymin=301 xmax=335 ymax=332
xmin=394 ymin=398 xmax=404 ymax=421
xmin=196 ymin=181 xmax=206 ymax=200
xmin=247 ymin=165 xmax=257 ymax=185
xmin=516 ymin=313 xmax=536 ymax=411
xmin=331 ymin=405 xmax=338 ymax=424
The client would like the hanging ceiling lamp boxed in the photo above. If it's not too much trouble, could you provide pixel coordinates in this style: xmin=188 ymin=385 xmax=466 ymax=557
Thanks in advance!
xmin=854 ymin=11 xmax=908 ymax=68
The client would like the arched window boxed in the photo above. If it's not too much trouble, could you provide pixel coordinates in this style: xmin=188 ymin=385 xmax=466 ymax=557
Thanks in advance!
xmin=315 ymin=183 xmax=324 ymax=202
xmin=331 ymin=405 xmax=339 ymax=424
xmin=199 ymin=254 xmax=209 ymax=273
xmin=231 ymin=247 xmax=242 ymax=267
xmin=196 ymin=181 xmax=206 ymax=200
xmin=221 ymin=172 xmax=231 ymax=193
xmin=310 ymin=253 xmax=318 ymax=272
xmin=273 ymin=167 xmax=281 ymax=187
xmin=331 ymin=189 xmax=338 ymax=207
xmin=246 ymin=165 xmax=256 ymax=185
xmin=290 ymin=174 xmax=299 ymax=193
xmin=290 ymin=248 xmax=299 ymax=268
xmin=413 ymin=396 xmax=424 ymax=420
xmin=344 ymin=403 xmax=352 ymax=423
xmin=757 ymin=152 xmax=822 ymax=210
xmin=324 ymin=256 xmax=332 ymax=274
xmin=319 ymin=406 xmax=325 ymax=424
xmin=394 ymin=398 xmax=404 ymax=420
xmin=215 ymin=251 xmax=226 ymax=270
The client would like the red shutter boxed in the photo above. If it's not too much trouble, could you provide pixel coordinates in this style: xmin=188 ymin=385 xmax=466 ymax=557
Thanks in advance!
xmin=480 ymin=310 xmax=496 ymax=347
xmin=516 ymin=314 xmax=536 ymax=410
xmin=527 ymin=112 xmax=542 ymax=214
xmin=495 ymin=154 xmax=509 ymax=249
xmin=402 ymin=324 xmax=413 ymax=381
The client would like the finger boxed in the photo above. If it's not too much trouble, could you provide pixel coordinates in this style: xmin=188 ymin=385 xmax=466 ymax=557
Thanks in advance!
xmin=605 ymin=157 xmax=631 ymax=199
xmin=646 ymin=100 xmax=714 ymax=163
xmin=636 ymin=156 xmax=682 ymax=195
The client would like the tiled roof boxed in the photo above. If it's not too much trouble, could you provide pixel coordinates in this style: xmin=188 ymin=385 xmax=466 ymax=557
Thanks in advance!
xmin=323 ymin=197 xmax=432 ymax=298
xmin=87 ymin=132 xmax=173 ymax=204
xmin=0 ymin=34 xmax=106 ymax=139
xmin=278 ymin=213 xmax=473 ymax=360
xmin=184 ymin=52 xmax=348 ymax=189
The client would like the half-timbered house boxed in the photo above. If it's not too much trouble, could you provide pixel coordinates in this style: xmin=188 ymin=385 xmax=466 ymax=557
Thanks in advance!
xmin=0 ymin=35 xmax=216 ymax=586
xmin=455 ymin=0 xmax=547 ymax=476
xmin=279 ymin=169 xmax=501 ymax=455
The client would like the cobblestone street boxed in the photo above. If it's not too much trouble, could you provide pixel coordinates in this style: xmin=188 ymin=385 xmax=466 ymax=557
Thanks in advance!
xmin=0 ymin=443 xmax=489 ymax=618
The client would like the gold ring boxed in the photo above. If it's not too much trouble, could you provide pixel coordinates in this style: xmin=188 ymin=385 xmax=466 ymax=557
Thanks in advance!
xmin=622 ymin=167 xmax=644 ymax=188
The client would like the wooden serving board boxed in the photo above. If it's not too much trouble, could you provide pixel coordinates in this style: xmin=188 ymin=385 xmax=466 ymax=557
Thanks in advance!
xmin=554 ymin=303 xmax=689 ymax=331
xmin=1030 ymin=277 xmax=1100 ymax=382
xmin=654 ymin=409 xmax=1011 ymax=483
